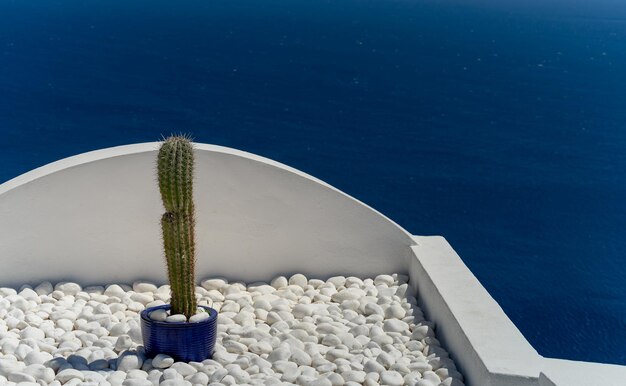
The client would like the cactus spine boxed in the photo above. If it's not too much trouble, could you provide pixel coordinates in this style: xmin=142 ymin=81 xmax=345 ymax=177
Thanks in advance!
xmin=158 ymin=135 xmax=197 ymax=318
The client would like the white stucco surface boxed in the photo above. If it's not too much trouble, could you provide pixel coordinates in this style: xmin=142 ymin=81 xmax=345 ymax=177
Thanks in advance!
xmin=409 ymin=236 xmax=542 ymax=386
xmin=1 ymin=143 xmax=625 ymax=385
xmin=0 ymin=142 xmax=415 ymax=287
xmin=539 ymin=358 xmax=626 ymax=386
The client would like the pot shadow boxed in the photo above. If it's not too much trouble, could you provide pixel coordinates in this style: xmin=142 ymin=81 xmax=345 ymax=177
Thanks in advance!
xmin=44 ymin=347 xmax=149 ymax=376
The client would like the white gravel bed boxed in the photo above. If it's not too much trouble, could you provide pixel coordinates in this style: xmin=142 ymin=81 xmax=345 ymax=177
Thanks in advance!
xmin=0 ymin=274 xmax=464 ymax=386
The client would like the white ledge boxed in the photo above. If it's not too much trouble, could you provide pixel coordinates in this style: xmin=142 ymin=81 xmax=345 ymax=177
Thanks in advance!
xmin=409 ymin=236 xmax=541 ymax=386
xmin=409 ymin=236 xmax=626 ymax=386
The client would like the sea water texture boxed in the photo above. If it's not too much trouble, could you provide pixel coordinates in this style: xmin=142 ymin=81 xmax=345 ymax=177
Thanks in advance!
xmin=0 ymin=0 xmax=625 ymax=365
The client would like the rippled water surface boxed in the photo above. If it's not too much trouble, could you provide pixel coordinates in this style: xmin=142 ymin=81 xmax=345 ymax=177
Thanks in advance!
xmin=1 ymin=0 xmax=625 ymax=364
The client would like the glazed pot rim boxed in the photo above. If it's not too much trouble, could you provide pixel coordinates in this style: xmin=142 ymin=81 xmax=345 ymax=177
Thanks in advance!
xmin=140 ymin=304 xmax=218 ymax=326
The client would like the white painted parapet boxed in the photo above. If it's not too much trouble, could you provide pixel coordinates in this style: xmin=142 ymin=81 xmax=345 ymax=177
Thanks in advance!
xmin=0 ymin=142 xmax=415 ymax=287
xmin=1 ymin=143 xmax=625 ymax=385
xmin=408 ymin=237 xmax=626 ymax=386
xmin=409 ymin=236 xmax=543 ymax=386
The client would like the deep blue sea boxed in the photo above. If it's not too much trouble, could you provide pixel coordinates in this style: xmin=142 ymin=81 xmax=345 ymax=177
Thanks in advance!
xmin=1 ymin=0 xmax=625 ymax=365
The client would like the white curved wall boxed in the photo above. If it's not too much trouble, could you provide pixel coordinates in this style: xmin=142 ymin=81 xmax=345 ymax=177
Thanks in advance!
xmin=0 ymin=143 xmax=415 ymax=287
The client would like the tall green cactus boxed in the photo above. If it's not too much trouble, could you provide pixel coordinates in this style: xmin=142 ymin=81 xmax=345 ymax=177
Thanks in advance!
xmin=158 ymin=135 xmax=197 ymax=318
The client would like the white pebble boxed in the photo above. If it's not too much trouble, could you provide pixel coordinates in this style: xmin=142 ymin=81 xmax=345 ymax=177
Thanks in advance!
xmin=383 ymin=319 xmax=409 ymax=333
xmin=149 ymin=309 xmax=167 ymax=321
xmin=18 ymin=288 xmax=39 ymax=302
xmin=270 ymin=276 xmax=288 ymax=289
xmin=104 ymin=284 xmax=127 ymax=298
xmin=226 ymin=365 xmax=250 ymax=383
xmin=34 ymin=282 xmax=53 ymax=295
xmin=23 ymin=351 xmax=52 ymax=366
xmin=19 ymin=327 xmax=45 ymax=341
xmin=381 ymin=370 xmax=404 ymax=386
xmin=327 ymin=276 xmax=346 ymax=288
xmin=223 ymin=340 xmax=247 ymax=354
xmin=377 ymin=351 xmax=395 ymax=368
xmin=267 ymin=346 xmax=291 ymax=362
xmin=117 ymin=354 xmax=143 ymax=371
xmin=132 ymin=282 xmax=157 ymax=293
xmin=385 ymin=304 xmax=406 ymax=319
xmin=170 ymin=362 xmax=196 ymax=377
xmin=55 ymin=282 xmax=82 ymax=295
xmin=122 ymin=378 xmax=152 ymax=386
xmin=288 ymin=274 xmax=308 ymax=288
xmin=115 ymin=335 xmax=133 ymax=351
xmin=188 ymin=372 xmax=209 ymax=385
xmin=165 ymin=314 xmax=187 ymax=323
xmin=411 ymin=325 xmax=434 ymax=340
xmin=200 ymin=278 xmax=228 ymax=292
xmin=189 ymin=311 xmax=210 ymax=323
xmin=331 ymin=288 xmax=365 ymax=302
xmin=290 ymin=348 xmax=312 ymax=366
xmin=130 ymin=293 xmax=152 ymax=305
xmin=0 ymin=288 xmax=17 ymax=296
xmin=55 ymin=368 xmax=85 ymax=382
xmin=292 ymin=304 xmax=315 ymax=318
xmin=342 ymin=370 xmax=366 ymax=383
xmin=24 ymin=364 xmax=54 ymax=383
xmin=9 ymin=371 xmax=36 ymax=383
xmin=151 ymin=354 xmax=174 ymax=369
xmin=364 ymin=302 xmax=384 ymax=316
xmin=374 ymin=275 xmax=395 ymax=286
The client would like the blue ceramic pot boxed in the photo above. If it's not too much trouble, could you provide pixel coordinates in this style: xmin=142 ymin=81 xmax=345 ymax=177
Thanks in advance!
xmin=140 ymin=304 xmax=218 ymax=362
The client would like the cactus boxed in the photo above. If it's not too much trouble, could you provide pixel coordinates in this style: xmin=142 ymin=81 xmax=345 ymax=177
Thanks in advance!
xmin=157 ymin=135 xmax=197 ymax=318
